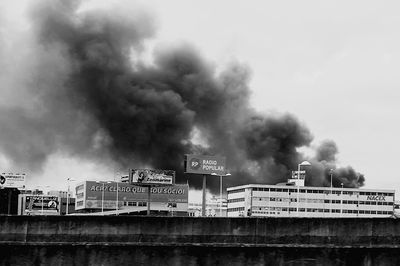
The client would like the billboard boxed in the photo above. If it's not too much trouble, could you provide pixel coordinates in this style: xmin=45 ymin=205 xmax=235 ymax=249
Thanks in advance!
xmin=81 ymin=181 xmax=188 ymax=210
xmin=129 ymin=169 xmax=175 ymax=185
xmin=185 ymin=155 xmax=226 ymax=175
xmin=0 ymin=173 xmax=26 ymax=189
xmin=291 ymin=170 xmax=306 ymax=179
xmin=24 ymin=195 xmax=60 ymax=215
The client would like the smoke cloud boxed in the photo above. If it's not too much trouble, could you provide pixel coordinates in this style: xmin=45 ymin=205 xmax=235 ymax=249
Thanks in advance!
xmin=0 ymin=0 xmax=365 ymax=192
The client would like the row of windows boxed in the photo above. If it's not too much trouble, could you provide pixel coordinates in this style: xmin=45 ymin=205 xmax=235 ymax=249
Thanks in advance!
xmin=76 ymin=200 xmax=84 ymax=207
xmin=228 ymin=198 xmax=245 ymax=203
xmin=251 ymin=187 xmax=393 ymax=197
xmin=124 ymin=201 xmax=147 ymax=207
xmin=228 ymin=189 xmax=245 ymax=194
xmin=76 ymin=185 xmax=84 ymax=191
xmin=250 ymin=210 xmax=392 ymax=215
xmin=227 ymin=207 xmax=245 ymax=212
xmin=250 ymin=197 xmax=393 ymax=205
xmin=253 ymin=207 xmax=392 ymax=215
xmin=76 ymin=192 xmax=84 ymax=199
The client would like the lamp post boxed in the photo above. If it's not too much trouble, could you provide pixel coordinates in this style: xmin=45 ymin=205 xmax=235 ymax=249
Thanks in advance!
xmin=36 ymin=185 xmax=50 ymax=215
xmin=96 ymin=181 xmax=111 ymax=215
xmin=116 ymin=180 xmax=119 ymax=214
xmin=211 ymin=173 xmax=231 ymax=217
xmin=66 ymin=178 xmax=75 ymax=215
xmin=297 ymin=161 xmax=311 ymax=216
xmin=329 ymin=169 xmax=333 ymax=216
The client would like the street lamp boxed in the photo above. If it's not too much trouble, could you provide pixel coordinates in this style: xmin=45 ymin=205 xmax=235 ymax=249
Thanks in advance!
xmin=115 ymin=176 xmax=120 ymax=214
xmin=96 ymin=181 xmax=111 ymax=215
xmin=36 ymin=185 xmax=50 ymax=215
xmin=329 ymin=169 xmax=334 ymax=216
xmin=211 ymin=173 xmax=231 ymax=217
xmin=297 ymin=161 xmax=311 ymax=216
xmin=66 ymin=178 xmax=76 ymax=215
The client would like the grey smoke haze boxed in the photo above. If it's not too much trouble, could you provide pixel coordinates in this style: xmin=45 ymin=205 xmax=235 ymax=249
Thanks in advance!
xmin=0 ymin=0 xmax=365 ymax=192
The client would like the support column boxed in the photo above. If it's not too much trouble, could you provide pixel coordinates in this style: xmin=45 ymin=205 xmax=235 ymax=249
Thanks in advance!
xmin=147 ymin=186 xmax=151 ymax=215
xmin=202 ymin=174 xmax=206 ymax=216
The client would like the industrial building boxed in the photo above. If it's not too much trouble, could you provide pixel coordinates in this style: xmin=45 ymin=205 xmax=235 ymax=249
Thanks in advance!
xmin=227 ymin=172 xmax=395 ymax=218
xmin=74 ymin=181 xmax=188 ymax=216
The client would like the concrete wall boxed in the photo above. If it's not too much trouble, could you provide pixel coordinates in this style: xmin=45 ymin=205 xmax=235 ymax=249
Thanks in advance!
xmin=1 ymin=216 xmax=400 ymax=265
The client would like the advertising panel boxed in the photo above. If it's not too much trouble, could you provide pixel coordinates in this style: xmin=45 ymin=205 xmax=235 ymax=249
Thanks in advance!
xmin=129 ymin=169 xmax=175 ymax=185
xmin=83 ymin=181 xmax=188 ymax=209
xmin=0 ymin=173 xmax=26 ymax=189
xmin=24 ymin=195 xmax=60 ymax=215
xmin=185 ymin=154 xmax=226 ymax=175
xmin=291 ymin=170 xmax=306 ymax=179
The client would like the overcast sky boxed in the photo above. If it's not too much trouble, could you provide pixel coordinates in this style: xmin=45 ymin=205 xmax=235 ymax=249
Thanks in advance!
xmin=1 ymin=0 xmax=400 ymax=200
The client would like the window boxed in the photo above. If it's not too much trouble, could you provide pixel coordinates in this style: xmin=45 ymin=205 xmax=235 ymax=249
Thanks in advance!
xmin=228 ymin=198 xmax=245 ymax=203
xmin=228 ymin=189 xmax=245 ymax=194
xmin=227 ymin=207 xmax=245 ymax=212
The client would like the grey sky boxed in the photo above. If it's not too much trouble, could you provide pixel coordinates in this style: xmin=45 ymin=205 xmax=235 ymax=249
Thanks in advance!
xmin=1 ymin=0 xmax=399 ymax=197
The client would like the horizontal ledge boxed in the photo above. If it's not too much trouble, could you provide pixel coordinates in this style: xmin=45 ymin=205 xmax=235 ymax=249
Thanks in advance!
xmin=1 ymin=242 xmax=400 ymax=249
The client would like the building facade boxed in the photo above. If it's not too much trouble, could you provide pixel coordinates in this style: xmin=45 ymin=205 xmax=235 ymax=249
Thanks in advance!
xmin=227 ymin=184 xmax=395 ymax=218
xmin=75 ymin=181 xmax=188 ymax=215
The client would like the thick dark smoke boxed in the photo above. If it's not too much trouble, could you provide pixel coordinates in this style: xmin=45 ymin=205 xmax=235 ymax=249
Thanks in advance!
xmin=0 ymin=0 xmax=365 ymax=192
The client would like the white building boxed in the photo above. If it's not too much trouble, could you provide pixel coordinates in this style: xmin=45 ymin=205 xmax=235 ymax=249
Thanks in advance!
xmin=227 ymin=173 xmax=395 ymax=218
xmin=74 ymin=181 xmax=188 ymax=216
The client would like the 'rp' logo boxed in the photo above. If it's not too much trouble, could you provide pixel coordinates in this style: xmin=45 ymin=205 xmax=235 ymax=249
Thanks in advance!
xmin=0 ymin=175 xmax=5 ymax=185
xmin=189 ymin=158 xmax=201 ymax=170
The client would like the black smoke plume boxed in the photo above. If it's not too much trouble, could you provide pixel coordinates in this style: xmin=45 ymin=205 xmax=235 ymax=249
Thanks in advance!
xmin=0 ymin=0 xmax=365 ymax=192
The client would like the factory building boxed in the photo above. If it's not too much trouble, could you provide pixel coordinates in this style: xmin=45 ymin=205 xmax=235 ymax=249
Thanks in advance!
xmin=227 ymin=173 xmax=395 ymax=218
xmin=74 ymin=181 xmax=188 ymax=216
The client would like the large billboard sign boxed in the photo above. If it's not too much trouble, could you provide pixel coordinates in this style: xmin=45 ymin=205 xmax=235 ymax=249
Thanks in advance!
xmin=185 ymin=155 xmax=226 ymax=175
xmin=291 ymin=170 xmax=306 ymax=179
xmin=129 ymin=169 xmax=175 ymax=185
xmin=81 ymin=181 xmax=188 ymax=209
xmin=0 ymin=173 xmax=26 ymax=189
xmin=24 ymin=195 xmax=60 ymax=215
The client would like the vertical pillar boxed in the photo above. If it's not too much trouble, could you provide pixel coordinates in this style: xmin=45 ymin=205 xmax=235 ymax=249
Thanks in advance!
xmin=147 ymin=185 xmax=151 ymax=215
xmin=202 ymin=174 xmax=206 ymax=216
xmin=7 ymin=189 xmax=12 ymax=215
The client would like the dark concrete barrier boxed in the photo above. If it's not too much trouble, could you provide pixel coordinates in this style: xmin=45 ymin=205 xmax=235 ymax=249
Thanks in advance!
xmin=1 ymin=216 xmax=400 ymax=265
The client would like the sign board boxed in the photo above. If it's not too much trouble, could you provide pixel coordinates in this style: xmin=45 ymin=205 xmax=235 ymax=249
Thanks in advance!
xmin=291 ymin=170 xmax=306 ymax=179
xmin=80 ymin=181 xmax=188 ymax=210
xmin=185 ymin=155 xmax=226 ymax=175
xmin=129 ymin=169 xmax=175 ymax=185
xmin=24 ymin=195 xmax=60 ymax=215
xmin=0 ymin=173 xmax=26 ymax=189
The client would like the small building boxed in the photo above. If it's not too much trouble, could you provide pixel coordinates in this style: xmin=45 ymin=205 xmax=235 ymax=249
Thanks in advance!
xmin=188 ymin=197 xmax=227 ymax=217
